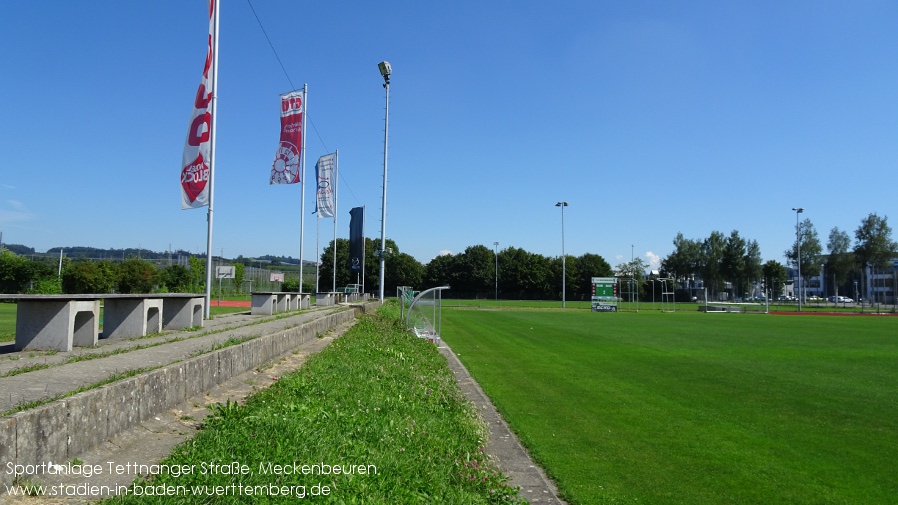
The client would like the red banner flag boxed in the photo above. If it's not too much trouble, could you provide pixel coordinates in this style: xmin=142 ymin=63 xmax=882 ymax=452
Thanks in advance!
xmin=181 ymin=0 xmax=216 ymax=209
xmin=270 ymin=90 xmax=304 ymax=184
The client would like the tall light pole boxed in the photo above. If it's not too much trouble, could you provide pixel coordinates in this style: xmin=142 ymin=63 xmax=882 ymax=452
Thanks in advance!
xmin=556 ymin=201 xmax=568 ymax=308
xmin=493 ymin=241 xmax=499 ymax=301
xmin=792 ymin=207 xmax=804 ymax=312
xmin=377 ymin=61 xmax=391 ymax=302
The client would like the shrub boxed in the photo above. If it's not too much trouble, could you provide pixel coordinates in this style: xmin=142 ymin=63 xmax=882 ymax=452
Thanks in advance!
xmin=161 ymin=264 xmax=192 ymax=293
xmin=62 ymin=261 xmax=117 ymax=294
xmin=117 ymin=257 xmax=160 ymax=293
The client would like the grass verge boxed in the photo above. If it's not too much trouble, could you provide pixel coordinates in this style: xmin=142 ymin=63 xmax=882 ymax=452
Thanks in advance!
xmin=441 ymin=308 xmax=898 ymax=505
xmin=106 ymin=307 xmax=524 ymax=504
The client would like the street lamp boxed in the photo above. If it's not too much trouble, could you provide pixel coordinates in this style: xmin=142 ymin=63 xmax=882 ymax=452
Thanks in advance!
xmin=377 ymin=61 xmax=391 ymax=302
xmin=556 ymin=201 xmax=568 ymax=308
xmin=493 ymin=241 xmax=499 ymax=301
xmin=792 ymin=207 xmax=804 ymax=312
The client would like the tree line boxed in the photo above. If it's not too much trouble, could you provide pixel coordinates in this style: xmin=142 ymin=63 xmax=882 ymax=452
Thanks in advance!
xmin=5 ymin=211 xmax=894 ymax=301
xmin=660 ymin=212 xmax=898 ymax=300
xmin=0 ymin=251 xmax=228 ymax=295
xmin=313 ymin=240 xmax=613 ymax=300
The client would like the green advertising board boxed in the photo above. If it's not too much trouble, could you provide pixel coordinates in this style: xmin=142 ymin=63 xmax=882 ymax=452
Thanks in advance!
xmin=591 ymin=277 xmax=618 ymax=312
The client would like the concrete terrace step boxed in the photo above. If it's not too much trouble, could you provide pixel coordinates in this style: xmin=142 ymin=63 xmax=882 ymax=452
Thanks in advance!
xmin=0 ymin=303 xmax=376 ymax=493
xmin=0 ymin=306 xmax=352 ymax=414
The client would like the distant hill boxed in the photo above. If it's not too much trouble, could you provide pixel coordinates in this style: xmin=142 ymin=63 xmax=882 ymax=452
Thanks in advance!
xmin=0 ymin=243 xmax=314 ymax=267
xmin=2 ymin=243 xmax=35 ymax=255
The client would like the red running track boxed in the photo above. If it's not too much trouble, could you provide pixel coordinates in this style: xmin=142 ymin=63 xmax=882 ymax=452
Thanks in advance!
xmin=770 ymin=311 xmax=897 ymax=316
xmin=208 ymin=300 xmax=252 ymax=307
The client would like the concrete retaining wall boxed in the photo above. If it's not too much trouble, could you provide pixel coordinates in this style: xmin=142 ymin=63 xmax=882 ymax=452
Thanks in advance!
xmin=0 ymin=303 xmax=378 ymax=487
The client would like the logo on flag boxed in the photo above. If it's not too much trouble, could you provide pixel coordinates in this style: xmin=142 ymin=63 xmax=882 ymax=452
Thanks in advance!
xmin=271 ymin=91 xmax=304 ymax=184
xmin=315 ymin=153 xmax=336 ymax=218
xmin=181 ymin=153 xmax=210 ymax=204
xmin=180 ymin=0 xmax=216 ymax=209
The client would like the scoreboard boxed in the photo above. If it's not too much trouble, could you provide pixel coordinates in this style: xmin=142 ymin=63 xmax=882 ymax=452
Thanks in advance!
xmin=591 ymin=277 xmax=618 ymax=312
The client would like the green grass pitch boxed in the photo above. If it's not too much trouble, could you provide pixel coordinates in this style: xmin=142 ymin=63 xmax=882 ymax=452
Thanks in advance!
xmin=440 ymin=308 xmax=898 ymax=504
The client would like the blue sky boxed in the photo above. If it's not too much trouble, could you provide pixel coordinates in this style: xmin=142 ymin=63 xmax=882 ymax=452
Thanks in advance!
xmin=2 ymin=1 xmax=897 ymax=271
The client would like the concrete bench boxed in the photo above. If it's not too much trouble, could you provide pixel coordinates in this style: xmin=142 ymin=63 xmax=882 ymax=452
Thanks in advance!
xmin=0 ymin=295 xmax=101 ymax=352
xmin=251 ymin=292 xmax=285 ymax=315
xmin=157 ymin=294 xmax=205 ymax=331
xmin=315 ymin=293 xmax=335 ymax=306
xmin=0 ymin=293 xmax=205 ymax=352
xmin=104 ymin=294 xmax=204 ymax=338
xmin=250 ymin=292 xmax=309 ymax=315
xmin=103 ymin=297 xmax=163 ymax=340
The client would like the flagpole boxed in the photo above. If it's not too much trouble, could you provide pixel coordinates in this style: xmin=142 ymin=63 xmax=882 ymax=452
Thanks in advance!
xmin=298 ymin=83 xmax=308 ymax=293
xmin=362 ymin=205 xmax=366 ymax=296
xmin=203 ymin=0 xmax=220 ymax=318
xmin=333 ymin=149 xmax=338 ymax=293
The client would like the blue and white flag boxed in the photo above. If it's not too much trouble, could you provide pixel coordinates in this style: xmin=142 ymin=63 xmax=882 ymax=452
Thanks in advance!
xmin=314 ymin=153 xmax=336 ymax=218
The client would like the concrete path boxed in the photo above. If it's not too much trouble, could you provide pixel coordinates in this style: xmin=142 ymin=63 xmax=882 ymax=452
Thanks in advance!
xmin=440 ymin=342 xmax=567 ymax=504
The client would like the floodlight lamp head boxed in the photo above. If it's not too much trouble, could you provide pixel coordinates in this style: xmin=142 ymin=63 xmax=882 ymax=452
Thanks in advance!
xmin=555 ymin=201 xmax=568 ymax=207
xmin=792 ymin=207 xmax=804 ymax=213
xmin=378 ymin=61 xmax=391 ymax=85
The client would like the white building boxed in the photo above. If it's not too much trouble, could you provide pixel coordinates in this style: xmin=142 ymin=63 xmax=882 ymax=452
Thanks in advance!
xmin=787 ymin=258 xmax=898 ymax=304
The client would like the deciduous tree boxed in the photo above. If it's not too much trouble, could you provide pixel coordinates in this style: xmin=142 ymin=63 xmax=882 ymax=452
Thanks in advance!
xmin=826 ymin=227 xmax=854 ymax=297
xmin=784 ymin=218 xmax=823 ymax=297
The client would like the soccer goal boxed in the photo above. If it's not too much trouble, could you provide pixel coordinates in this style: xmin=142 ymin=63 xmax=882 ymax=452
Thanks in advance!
xmin=397 ymin=286 xmax=417 ymax=323
xmin=405 ymin=286 xmax=450 ymax=345
xmin=658 ymin=277 xmax=677 ymax=312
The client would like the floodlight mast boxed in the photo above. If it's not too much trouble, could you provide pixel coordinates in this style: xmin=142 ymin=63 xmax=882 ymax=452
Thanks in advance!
xmin=792 ymin=207 xmax=804 ymax=311
xmin=378 ymin=61 xmax=391 ymax=302
xmin=556 ymin=201 xmax=568 ymax=308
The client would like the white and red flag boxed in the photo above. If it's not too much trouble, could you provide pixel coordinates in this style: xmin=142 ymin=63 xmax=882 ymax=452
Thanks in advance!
xmin=180 ymin=0 xmax=216 ymax=209
xmin=270 ymin=90 xmax=305 ymax=184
